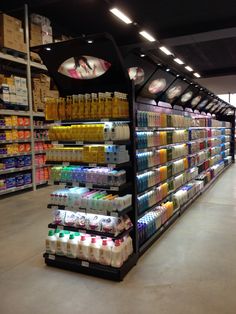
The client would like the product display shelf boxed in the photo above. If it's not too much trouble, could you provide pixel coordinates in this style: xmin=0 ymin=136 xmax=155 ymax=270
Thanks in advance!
xmin=47 ymin=118 xmax=130 ymax=124
xmin=47 ymin=204 xmax=133 ymax=217
xmin=45 ymin=161 xmax=132 ymax=169
xmin=44 ymin=252 xmax=137 ymax=282
xmin=52 ymin=181 xmax=132 ymax=192
xmin=0 ymin=183 xmax=33 ymax=196
xmin=0 ymin=126 xmax=31 ymax=130
xmin=34 ymin=138 xmax=50 ymax=142
xmin=50 ymin=140 xmax=130 ymax=146
xmin=139 ymin=161 xmax=232 ymax=255
xmin=48 ymin=223 xmax=133 ymax=239
xmin=34 ymin=150 xmax=47 ymax=154
xmin=0 ymin=166 xmax=32 ymax=175
xmin=0 ymin=110 xmax=30 ymax=116
xmin=0 ymin=139 xmax=31 ymax=144
xmin=0 ymin=152 xmax=32 ymax=158
xmin=137 ymin=148 xmax=230 ymax=219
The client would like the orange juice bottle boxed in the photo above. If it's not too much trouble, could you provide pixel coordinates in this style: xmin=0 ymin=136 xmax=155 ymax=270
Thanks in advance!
xmin=84 ymin=94 xmax=91 ymax=119
xmin=183 ymin=157 xmax=189 ymax=169
xmin=112 ymin=92 xmax=119 ymax=118
xmin=58 ymin=97 xmax=66 ymax=120
xmin=160 ymin=131 xmax=167 ymax=145
xmin=98 ymin=92 xmax=105 ymax=119
xmin=78 ymin=94 xmax=85 ymax=119
xmin=160 ymin=114 xmax=167 ymax=127
xmin=104 ymin=92 xmax=112 ymax=118
xmin=66 ymin=96 xmax=72 ymax=120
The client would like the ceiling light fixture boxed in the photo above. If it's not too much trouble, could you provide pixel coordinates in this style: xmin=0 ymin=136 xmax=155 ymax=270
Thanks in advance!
xmin=166 ymin=68 xmax=170 ymax=72
xmin=140 ymin=54 xmax=145 ymax=57
xmin=139 ymin=30 xmax=156 ymax=42
xmin=159 ymin=46 xmax=172 ymax=55
xmin=194 ymin=72 xmax=201 ymax=78
xmin=87 ymin=40 xmax=93 ymax=44
xmin=45 ymin=47 xmax=51 ymax=51
xmin=109 ymin=8 xmax=133 ymax=24
xmin=185 ymin=65 xmax=193 ymax=72
xmin=174 ymin=58 xmax=184 ymax=65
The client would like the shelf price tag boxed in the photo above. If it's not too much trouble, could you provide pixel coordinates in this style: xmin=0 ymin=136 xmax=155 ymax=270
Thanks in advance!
xmin=108 ymin=164 xmax=115 ymax=169
xmin=89 ymin=163 xmax=97 ymax=167
xmin=105 ymin=141 xmax=113 ymax=145
xmin=62 ymin=162 xmax=70 ymax=166
xmin=101 ymin=119 xmax=109 ymax=122
xmin=79 ymin=229 xmax=86 ymax=234
xmin=110 ymin=186 xmax=119 ymax=191
xmin=48 ymin=254 xmax=56 ymax=260
xmin=76 ymin=141 xmax=84 ymax=145
xmin=110 ymin=212 xmax=118 ymax=217
xmin=52 ymin=141 xmax=59 ymax=145
xmin=81 ymin=261 xmax=89 ymax=267
xmin=86 ymin=183 xmax=93 ymax=188
xmin=57 ymin=225 xmax=64 ymax=231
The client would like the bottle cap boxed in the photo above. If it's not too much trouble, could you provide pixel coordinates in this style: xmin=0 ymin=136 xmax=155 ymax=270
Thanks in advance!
xmin=115 ymin=239 xmax=120 ymax=246
xmin=81 ymin=235 xmax=86 ymax=241
xmin=69 ymin=234 xmax=75 ymax=240
xmin=59 ymin=233 xmax=64 ymax=238
xmin=91 ymin=237 xmax=96 ymax=244
xmin=102 ymin=239 xmax=107 ymax=246
xmin=48 ymin=230 xmax=54 ymax=236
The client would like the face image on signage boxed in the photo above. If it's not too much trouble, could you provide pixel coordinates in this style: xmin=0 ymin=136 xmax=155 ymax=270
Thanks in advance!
xmin=197 ymin=99 xmax=208 ymax=110
xmin=128 ymin=67 xmax=145 ymax=85
xmin=191 ymin=95 xmax=202 ymax=108
xmin=166 ymin=85 xmax=183 ymax=100
xmin=181 ymin=91 xmax=193 ymax=103
xmin=148 ymin=78 xmax=167 ymax=94
xmin=58 ymin=56 xmax=111 ymax=79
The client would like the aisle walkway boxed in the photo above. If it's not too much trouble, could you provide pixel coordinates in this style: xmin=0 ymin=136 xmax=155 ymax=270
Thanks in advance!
xmin=0 ymin=164 xmax=236 ymax=314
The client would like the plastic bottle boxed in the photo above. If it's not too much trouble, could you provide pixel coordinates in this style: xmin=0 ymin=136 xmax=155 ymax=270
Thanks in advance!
xmin=45 ymin=230 xmax=57 ymax=254
xmin=111 ymin=239 xmax=123 ymax=268
xmin=100 ymin=239 xmax=112 ymax=266
xmin=56 ymin=232 xmax=67 ymax=256
xmin=78 ymin=235 xmax=90 ymax=260
xmin=67 ymin=234 xmax=78 ymax=259
xmin=89 ymin=237 xmax=100 ymax=263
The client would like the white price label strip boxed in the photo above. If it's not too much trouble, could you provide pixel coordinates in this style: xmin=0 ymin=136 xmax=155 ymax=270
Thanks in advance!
xmin=48 ymin=254 xmax=55 ymax=260
xmin=81 ymin=261 xmax=89 ymax=267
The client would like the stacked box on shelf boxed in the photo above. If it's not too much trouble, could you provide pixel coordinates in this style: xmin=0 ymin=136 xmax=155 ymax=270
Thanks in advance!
xmin=0 ymin=13 xmax=26 ymax=53
xmin=0 ymin=75 xmax=28 ymax=107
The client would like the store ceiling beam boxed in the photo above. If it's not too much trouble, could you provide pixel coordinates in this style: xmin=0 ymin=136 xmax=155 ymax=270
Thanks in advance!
xmin=161 ymin=27 xmax=236 ymax=47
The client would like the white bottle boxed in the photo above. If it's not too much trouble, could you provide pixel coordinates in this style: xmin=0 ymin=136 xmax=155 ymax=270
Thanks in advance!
xmin=100 ymin=239 xmax=112 ymax=266
xmin=78 ymin=235 xmax=90 ymax=261
xmin=89 ymin=237 xmax=100 ymax=264
xmin=67 ymin=234 xmax=78 ymax=259
xmin=120 ymin=237 xmax=127 ymax=262
xmin=45 ymin=230 xmax=57 ymax=254
xmin=111 ymin=240 xmax=123 ymax=268
xmin=126 ymin=235 xmax=133 ymax=257
xmin=56 ymin=232 xmax=67 ymax=256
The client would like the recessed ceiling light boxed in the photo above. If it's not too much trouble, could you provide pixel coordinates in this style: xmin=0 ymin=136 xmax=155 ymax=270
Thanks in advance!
xmin=139 ymin=30 xmax=156 ymax=42
xmin=176 ymin=74 xmax=180 ymax=77
xmin=166 ymin=68 xmax=170 ymax=72
xmin=185 ymin=66 xmax=193 ymax=72
xmin=159 ymin=46 xmax=172 ymax=55
xmin=45 ymin=47 xmax=51 ymax=51
xmin=109 ymin=8 xmax=133 ymax=24
xmin=174 ymin=58 xmax=184 ymax=65
xmin=194 ymin=72 xmax=201 ymax=78
xmin=140 ymin=54 xmax=145 ymax=57
xmin=87 ymin=40 xmax=93 ymax=44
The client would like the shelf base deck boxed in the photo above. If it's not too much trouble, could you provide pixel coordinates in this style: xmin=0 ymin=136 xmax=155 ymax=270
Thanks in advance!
xmin=44 ymin=253 xmax=137 ymax=281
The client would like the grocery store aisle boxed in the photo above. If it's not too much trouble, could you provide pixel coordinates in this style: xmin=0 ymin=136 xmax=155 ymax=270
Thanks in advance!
xmin=0 ymin=165 xmax=236 ymax=314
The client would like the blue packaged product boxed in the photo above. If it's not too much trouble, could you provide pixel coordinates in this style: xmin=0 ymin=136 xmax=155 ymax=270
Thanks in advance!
xmin=24 ymin=155 xmax=32 ymax=167
xmin=16 ymin=174 xmax=24 ymax=186
xmin=24 ymin=173 xmax=32 ymax=185
xmin=4 ymin=158 xmax=15 ymax=169
xmin=15 ymin=156 xmax=25 ymax=168
xmin=6 ymin=176 xmax=16 ymax=189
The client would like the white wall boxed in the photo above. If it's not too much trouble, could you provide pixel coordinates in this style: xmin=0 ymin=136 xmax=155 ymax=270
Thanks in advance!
xmin=197 ymin=75 xmax=236 ymax=94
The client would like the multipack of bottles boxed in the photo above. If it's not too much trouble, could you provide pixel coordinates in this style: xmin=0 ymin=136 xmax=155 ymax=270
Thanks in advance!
xmin=138 ymin=201 xmax=174 ymax=245
xmin=45 ymin=92 xmax=129 ymax=120
xmin=137 ymin=151 xmax=160 ymax=171
xmin=137 ymin=182 xmax=169 ymax=214
xmin=48 ymin=123 xmax=130 ymax=142
xmin=137 ymin=111 xmax=193 ymax=128
xmin=46 ymin=230 xmax=133 ymax=268
xmin=136 ymin=130 xmax=189 ymax=149
xmin=50 ymin=166 xmax=126 ymax=187
xmin=173 ymin=180 xmax=203 ymax=209
xmin=189 ymin=129 xmax=208 ymax=140
xmin=52 ymin=210 xmax=132 ymax=236
xmin=46 ymin=145 xmax=130 ymax=164
xmin=50 ymin=187 xmax=132 ymax=213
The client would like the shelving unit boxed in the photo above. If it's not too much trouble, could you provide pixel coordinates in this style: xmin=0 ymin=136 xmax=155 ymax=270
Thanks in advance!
xmin=27 ymin=31 xmax=234 ymax=280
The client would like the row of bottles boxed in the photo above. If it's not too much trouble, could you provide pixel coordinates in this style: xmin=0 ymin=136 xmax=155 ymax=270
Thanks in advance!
xmin=46 ymin=230 xmax=133 ymax=268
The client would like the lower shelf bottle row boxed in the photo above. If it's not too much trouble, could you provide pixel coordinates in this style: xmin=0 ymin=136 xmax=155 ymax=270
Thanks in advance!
xmin=138 ymin=158 xmax=232 ymax=247
xmin=46 ymin=230 xmax=133 ymax=268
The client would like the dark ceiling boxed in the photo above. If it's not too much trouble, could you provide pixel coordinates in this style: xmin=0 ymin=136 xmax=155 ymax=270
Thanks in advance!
xmin=1 ymin=0 xmax=236 ymax=78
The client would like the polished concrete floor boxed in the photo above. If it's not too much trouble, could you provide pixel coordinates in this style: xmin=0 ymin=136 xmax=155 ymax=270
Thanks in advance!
xmin=0 ymin=164 xmax=236 ymax=314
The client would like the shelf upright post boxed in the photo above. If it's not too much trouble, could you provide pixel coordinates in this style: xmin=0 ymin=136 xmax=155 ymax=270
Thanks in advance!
xmin=24 ymin=3 xmax=36 ymax=191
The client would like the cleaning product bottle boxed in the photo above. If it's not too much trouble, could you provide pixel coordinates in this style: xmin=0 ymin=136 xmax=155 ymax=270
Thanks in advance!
xmin=100 ymin=239 xmax=112 ymax=266
xmin=89 ymin=237 xmax=100 ymax=263
xmin=111 ymin=239 xmax=123 ymax=268
xmin=78 ymin=235 xmax=90 ymax=261
xmin=66 ymin=234 xmax=78 ymax=259
xmin=56 ymin=232 xmax=67 ymax=256
xmin=45 ymin=230 xmax=57 ymax=254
